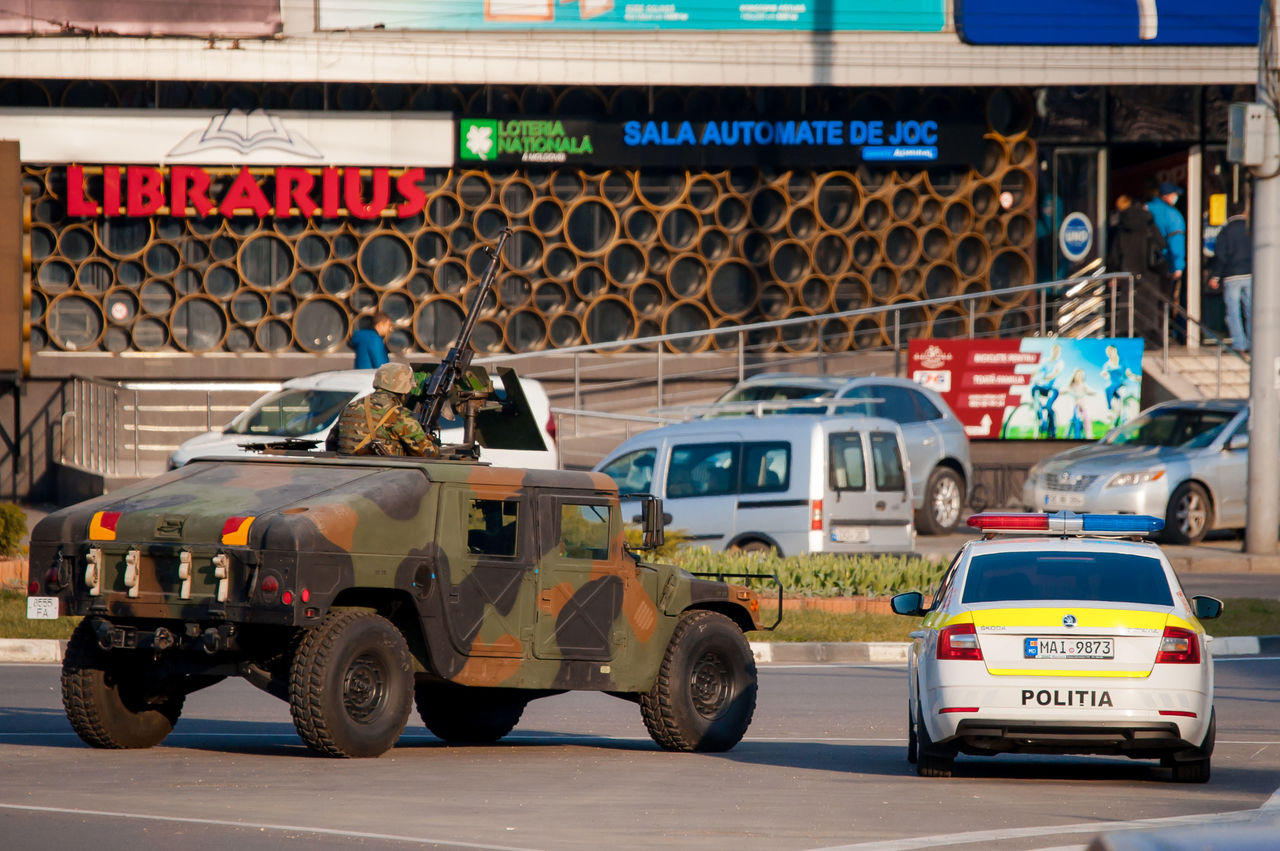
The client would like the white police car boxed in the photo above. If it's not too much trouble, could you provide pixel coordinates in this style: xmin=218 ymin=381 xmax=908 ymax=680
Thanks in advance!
xmin=892 ymin=511 xmax=1220 ymax=782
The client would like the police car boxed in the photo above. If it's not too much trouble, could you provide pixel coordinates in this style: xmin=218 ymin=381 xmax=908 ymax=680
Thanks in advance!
xmin=891 ymin=511 xmax=1220 ymax=782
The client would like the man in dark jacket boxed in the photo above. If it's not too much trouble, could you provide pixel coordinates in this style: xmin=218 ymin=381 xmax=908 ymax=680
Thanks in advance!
xmin=1208 ymin=197 xmax=1252 ymax=353
xmin=1106 ymin=194 xmax=1168 ymax=341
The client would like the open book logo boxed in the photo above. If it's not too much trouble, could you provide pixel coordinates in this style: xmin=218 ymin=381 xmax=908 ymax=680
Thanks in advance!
xmin=167 ymin=109 xmax=323 ymax=159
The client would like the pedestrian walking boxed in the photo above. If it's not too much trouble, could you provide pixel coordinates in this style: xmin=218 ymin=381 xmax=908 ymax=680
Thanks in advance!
xmin=1208 ymin=196 xmax=1252 ymax=353
xmin=350 ymin=311 xmax=392 ymax=369
xmin=1105 ymin=194 xmax=1168 ymax=342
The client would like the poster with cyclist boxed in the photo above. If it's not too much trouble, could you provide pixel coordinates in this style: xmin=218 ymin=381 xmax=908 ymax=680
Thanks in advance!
xmin=908 ymin=338 xmax=1143 ymax=440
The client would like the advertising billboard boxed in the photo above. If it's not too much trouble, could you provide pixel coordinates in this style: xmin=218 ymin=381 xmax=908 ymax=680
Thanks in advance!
xmin=318 ymin=1 xmax=944 ymax=32
xmin=457 ymin=114 xmax=986 ymax=168
xmin=909 ymin=338 xmax=1144 ymax=440
xmin=955 ymin=0 xmax=1264 ymax=45
xmin=0 ymin=0 xmax=280 ymax=36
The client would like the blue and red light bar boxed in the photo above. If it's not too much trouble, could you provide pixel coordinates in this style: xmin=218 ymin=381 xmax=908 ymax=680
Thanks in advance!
xmin=967 ymin=511 xmax=1164 ymax=537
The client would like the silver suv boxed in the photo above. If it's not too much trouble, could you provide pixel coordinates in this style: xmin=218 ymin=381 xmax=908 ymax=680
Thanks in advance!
xmin=711 ymin=374 xmax=973 ymax=534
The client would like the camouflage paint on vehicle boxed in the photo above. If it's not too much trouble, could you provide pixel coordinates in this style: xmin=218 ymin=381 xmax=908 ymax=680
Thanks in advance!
xmin=30 ymin=454 xmax=761 ymax=696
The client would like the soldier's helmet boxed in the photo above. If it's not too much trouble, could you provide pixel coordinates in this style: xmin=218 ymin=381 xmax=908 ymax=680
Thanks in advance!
xmin=373 ymin=362 xmax=414 ymax=395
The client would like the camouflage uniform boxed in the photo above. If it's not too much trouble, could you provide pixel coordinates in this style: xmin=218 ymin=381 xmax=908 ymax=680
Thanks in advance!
xmin=330 ymin=390 xmax=437 ymax=457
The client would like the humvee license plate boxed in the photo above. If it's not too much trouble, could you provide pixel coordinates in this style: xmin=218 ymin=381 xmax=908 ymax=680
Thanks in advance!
xmin=27 ymin=596 xmax=59 ymax=620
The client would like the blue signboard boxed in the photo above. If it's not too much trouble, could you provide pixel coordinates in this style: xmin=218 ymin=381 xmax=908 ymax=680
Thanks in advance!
xmin=319 ymin=1 xmax=944 ymax=32
xmin=1058 ymin=212 xmax=1094 ymax=262
xmin=955 ymin=0 xmax=1264 ymax=45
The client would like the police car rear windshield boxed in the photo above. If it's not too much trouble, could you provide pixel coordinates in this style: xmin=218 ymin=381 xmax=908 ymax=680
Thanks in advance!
xmin=962 ymin=552 xmax=1173 ymax=607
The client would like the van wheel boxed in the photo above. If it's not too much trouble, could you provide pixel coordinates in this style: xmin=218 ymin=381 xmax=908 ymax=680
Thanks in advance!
xmin=918 ymin=467 xmax=964 ymax=535
xmin=416 ymin=684 xmax=525 ymax=743
xmin=62 ymin=619 xmax=184 ymax=749
xmin=641 ymin=611 xmax=757 ymax=752
xmin=1164 ymin=482 xmax=1210 ymax=545
xmin=731 ymin=538 xmax=773 ymax=556
xmin=289 ymin=610 xmax=413 ymax=758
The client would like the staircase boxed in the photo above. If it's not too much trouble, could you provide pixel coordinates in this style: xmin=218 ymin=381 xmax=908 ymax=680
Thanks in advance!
xmin=1142 ymin=346 xmax=1250 ymax=402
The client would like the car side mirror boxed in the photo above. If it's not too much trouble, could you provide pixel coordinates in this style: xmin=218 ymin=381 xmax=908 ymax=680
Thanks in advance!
xmin=1192 ymin=595 xmax=1223 ymax=620
xmin=891 ymin=591 xmax=926 ymax=617
xmin=1228 ymin=434 xmax=1249 ymax=451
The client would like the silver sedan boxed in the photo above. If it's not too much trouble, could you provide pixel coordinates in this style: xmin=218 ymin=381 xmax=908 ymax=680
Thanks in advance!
xmin=1022 ymin=399 xmax=1248 ymax=544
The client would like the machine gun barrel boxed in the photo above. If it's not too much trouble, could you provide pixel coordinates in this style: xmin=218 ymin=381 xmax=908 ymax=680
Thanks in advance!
xmin=415 ymin=227 xmax=511 ymax=433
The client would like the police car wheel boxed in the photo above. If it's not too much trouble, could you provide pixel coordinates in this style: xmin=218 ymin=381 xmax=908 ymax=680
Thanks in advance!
xmin=918 ymin=468 xmax=964 ymax=536
xmin=416 ymin=684 xmax=526 ymax=744
xmin=641 ymin=610 xmax=757 ymax=753
xmin=61 ymin=619 xmax=184 ymax=750
xmin=1169 ymin=710 xmax=1214 ymax=784
xmin=289 ymin=610 xmax=413 ymax=758
xmin=906 ymin=703 xmax=918 ymax=765
xmin=915 ymin=700 xmax=955 ymax=778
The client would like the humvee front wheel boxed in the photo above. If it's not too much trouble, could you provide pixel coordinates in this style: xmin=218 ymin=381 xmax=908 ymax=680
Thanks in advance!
xmin=641 ymin=610 xmax=757 ymax=752
xmin=288 ymin=611 xmax=413 ymax=758
xmin=62 ymin=619 xmax=184 ymax=749
xmin=416 ymin=684 xmax=526 ymax=743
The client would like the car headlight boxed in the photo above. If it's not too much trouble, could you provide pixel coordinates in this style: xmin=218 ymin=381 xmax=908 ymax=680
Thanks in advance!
xmin=1106 ymin=469 xmax=1165 ymax=488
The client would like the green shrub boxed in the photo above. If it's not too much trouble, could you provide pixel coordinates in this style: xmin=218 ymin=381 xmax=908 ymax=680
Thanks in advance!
xmin=667 ymin=546 xmax=947 ymax=597
xmin=0 ymin=503 xmax=25 ymax=558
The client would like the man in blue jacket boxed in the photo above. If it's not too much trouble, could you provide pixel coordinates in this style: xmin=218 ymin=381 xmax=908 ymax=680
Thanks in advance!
xmin=1146 ymin=180 xmax=1187 ymax=290
xmin=350 ymin=311 xmax=392 ymax=369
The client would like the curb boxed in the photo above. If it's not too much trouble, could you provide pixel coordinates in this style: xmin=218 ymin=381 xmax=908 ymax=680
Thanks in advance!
xmin=2 ymin=637 xmax=1276 ymax=666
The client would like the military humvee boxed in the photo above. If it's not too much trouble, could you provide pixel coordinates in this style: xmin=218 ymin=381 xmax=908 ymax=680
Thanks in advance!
xmin=28 ymin=455 xmax=771 ymax=757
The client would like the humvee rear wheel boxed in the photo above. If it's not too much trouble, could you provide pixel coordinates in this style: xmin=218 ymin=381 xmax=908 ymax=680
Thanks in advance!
xmin=415 ymin=684 xmax=525 ymax=743
xmin=640 ymin=610 xmax=757 ymax=753
xmin=288 ymin=611 xmax=413 ymax=758
xmin=62 ymin=619 xmax=184 ymax=749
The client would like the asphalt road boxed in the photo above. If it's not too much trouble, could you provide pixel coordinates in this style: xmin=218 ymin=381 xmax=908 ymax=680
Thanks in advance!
xmin=1 ymin=658 xmax=1277 ymax=851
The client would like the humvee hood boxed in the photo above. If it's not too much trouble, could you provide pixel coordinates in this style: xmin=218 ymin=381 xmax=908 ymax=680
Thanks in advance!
xmin=33 ymin=459 xmax=417 ymax=549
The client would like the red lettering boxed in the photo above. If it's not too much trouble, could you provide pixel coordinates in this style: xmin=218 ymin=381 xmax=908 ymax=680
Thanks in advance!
xmin=218 ymin=166 xmax=272 ymax=218
xmin=395 ymin=168 xmax=427 ymax=217
xmin=275 ymin=167 xmax=319 ymax=217
xmin=344 ymin=167 xmax=390 ymax=220
xmin=103 ymin=166 xmax=122 ymax=216
xmin=321 ymin=167 xmax=341 ymax=218
xmin=65 ymin=165 xmax=99 ymax=216
xmin=126 ymin=166 xmax=165 ymax=216
xmin=170 ymin=166 xmax=215 ymax=217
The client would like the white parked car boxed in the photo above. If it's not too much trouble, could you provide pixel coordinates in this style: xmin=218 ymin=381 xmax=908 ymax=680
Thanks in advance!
xmin=170 ymin=368 xmax=558 ymax=470
xmin=892 ymin=511 xmax=1219 ymax=782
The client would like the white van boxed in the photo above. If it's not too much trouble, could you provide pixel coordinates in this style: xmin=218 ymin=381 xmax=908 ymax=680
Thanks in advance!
xmin=170 ymin=368 xmax=559 ymax=470
xmin=594 ymin=414 xmax=915 ymax=555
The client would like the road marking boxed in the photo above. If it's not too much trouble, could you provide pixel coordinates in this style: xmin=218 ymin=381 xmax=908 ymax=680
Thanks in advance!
xmin=1215 ymin=656 xmax=1280 ymax=662
xmin=807 ymin=784 xmax=1280 ymax=851
xmin=0 ymin=803 xmax=542 ymax=851
xmin=763 ymin=664 xmax=907 ymax=670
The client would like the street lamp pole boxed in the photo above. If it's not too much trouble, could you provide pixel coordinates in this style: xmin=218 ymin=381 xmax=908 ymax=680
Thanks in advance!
xmin=1246 ymin=1 xmax=1280 ymax=554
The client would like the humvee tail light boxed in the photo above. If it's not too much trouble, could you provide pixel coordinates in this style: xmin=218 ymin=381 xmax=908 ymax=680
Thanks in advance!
xmin=281 ymin=590 xmax=294 ymax=605
xmin=966 ymin=511 xmax=1164 ymax=537
xmin=89 ymin=511 xmax=120 ymax=541
xmin=810 ymin=499 xmax=823 ymax=531
xmin=937 ymin=623 xmax=983 ymax=660
xmin=1156 ymin=627 xmax=1200 ymax=664
xmin=220 ymin=516 xmax=255 ymax=546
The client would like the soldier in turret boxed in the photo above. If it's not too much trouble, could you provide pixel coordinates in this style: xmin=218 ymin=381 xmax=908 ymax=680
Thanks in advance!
xmin=327 ymin=362 xmax=437 ymax=457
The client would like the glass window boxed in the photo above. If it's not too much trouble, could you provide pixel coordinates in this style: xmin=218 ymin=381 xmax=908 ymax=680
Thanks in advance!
xmin=828 ymin=432 xmax=866 ymax=491
xmin=869 ymin=432 xmax=906 ymax=492
xmin=561 ymin=503 xmax=610 ymax=560
xmin=741 ymin=442 xmax=789 ymax=493
xmin=875 ymin=385 xmax=924 ymax=423
xmin=910 ymin=389 xmax=942 ymax=421
xmin=599 ymin=448 xmax=656 ymax=496
xmin=226 ymin=389 xmax=355 ymax=436
xmin=962 ymin=551 xmax=1173 ymax=607
xmin=666 ymin=442 xmax=739 ymax=498
xmin=466 ymin=498 xmax=519 ymax=557
xmin=1104 ymin=407 xmax=1236 ymax=448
